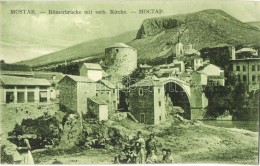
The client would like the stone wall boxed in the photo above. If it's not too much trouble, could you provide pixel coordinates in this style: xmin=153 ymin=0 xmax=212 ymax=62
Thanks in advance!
xmin=59 ymin=77 xmax=78 ymax=113
xmin=77 ymin=82 xmax=96 ymax=115
xmin=153 ymin=86 xmax=166 ymax=125
xmin=129 ymin=86 xmax=155 ymax=124
xmin=105 ymin=47 xmax=137 ymax=77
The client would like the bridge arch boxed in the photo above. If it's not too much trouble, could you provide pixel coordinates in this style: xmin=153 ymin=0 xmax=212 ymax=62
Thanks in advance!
xmin=161 ymin=78 xmax=191 ymax=119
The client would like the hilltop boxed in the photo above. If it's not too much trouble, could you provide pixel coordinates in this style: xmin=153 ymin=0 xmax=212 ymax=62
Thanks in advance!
xmin=129 ymin=9 xmax=260 ymax=61
xmin=18 ymin=30 xmax=137 ymax=67
xmin=18 ymin=9 xmax=260 ymax=68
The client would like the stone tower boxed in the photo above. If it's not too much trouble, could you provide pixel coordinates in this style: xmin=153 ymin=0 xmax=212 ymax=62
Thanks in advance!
xmin=104 ymin=43 xmax=137 ymax=78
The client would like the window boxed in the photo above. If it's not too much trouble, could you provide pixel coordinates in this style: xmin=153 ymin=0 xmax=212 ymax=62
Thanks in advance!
xmin=236 ymin=66 xmax=240 ymax=71
xmin=140 ymin=114 xmax=145 ymax=123
xmin=107 ymin=91 xmax=109 ymax=95
xmin=96 ymin=93 xmax=98 ymax=97
xmin=139 ymin=88 xmax=143 ymax=96
xmin=252 ymin=65 xmax=255 ymax=71
xmin=6 ymin=92 xmax=14 ymax=103
xmin=113 ymin=89 xmax=116 ymax=93
xmin=252 ymin=75 xmax=256 ymax=82
xmin=159 ymin=101 xmax=161 ymax=107
xmin=159 ymin=116 xmax=162 ymax=121
xmin=115 ymin=48 xmax=119 ymax=53
xmin=243 ymin=75 xmax=247 ymax=82
xmin=158 ymin=88 xmax=160 ymax=94
xmin=243 ymin=66 xmax=246 ymax=72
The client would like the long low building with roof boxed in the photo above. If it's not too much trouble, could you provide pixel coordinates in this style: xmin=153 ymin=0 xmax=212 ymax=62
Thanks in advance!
xmin=0 ymin=75 xmax=51 ymax=104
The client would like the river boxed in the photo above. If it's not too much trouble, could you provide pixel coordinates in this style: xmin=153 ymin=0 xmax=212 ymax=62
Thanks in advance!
xmin=202 ymin=120 xmax=259 ymax=132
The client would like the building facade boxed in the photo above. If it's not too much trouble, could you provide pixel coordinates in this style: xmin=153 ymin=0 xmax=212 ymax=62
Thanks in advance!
xmin=58 ymin=75 xmax=96 ymax=115
xmin=96 ymin=80 xmax=119 ymax=111
xmin=0 ymin=75 xmax=51 ymax=104
xmin=80 ymin=63 xmax=103 ymax=81
xmin=230 ymin=59 xmax=260 ymax=90
xmin=229 ymin=47 xmax=260 ymax=91
xmin=87 ymin=97 xmax=108 ymax=121
xmin=128 ymin=77 xmax=166 ymax=125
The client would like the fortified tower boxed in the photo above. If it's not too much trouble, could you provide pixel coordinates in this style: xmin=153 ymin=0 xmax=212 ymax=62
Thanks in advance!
xmin=104 ymin=43 xmax=137 ymax=78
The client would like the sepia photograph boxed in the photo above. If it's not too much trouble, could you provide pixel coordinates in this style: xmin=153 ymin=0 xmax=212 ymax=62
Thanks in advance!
xmin=0 ymin=0 xmax=259 ymax=165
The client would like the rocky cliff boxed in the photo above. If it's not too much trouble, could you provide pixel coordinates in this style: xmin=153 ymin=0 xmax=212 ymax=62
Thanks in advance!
xmin=130 ymin=9 xmax=260 ymax=61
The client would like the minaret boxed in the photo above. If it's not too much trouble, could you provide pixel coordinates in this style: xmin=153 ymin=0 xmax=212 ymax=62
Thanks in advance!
xmin=175 ymin=28 xmax=183 ymax=58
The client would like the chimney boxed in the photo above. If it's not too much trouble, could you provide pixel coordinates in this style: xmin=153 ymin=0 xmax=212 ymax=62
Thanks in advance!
xmin=230 ymin=47 xmax=236 ymax=60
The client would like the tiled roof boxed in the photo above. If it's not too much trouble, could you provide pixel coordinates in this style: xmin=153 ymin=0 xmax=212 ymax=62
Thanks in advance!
xmin=196 ymin=64 xmax=222 ymax=71
xmin=88 ymin=97 xmax=107 ymax=105
xmin=82 ymin=63 xmax=102 ymax=70
xmin=60 ymin=75 xmax=94 ymax=83
xmin=0 ymin=75 xmax=50 ymax=86
xmin=236 ymin=48 xmax=257 ymax=54
xmin=102 ymin=70 xmax=110 ymax=78
xmin=99 ymin=80 xmax=115 ymax=89
xmin=106 ymin=43 xmax=131 ymax=48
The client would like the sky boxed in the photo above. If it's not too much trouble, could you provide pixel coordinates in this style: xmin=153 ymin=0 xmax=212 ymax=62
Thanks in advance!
xmin=1 ymin=0 xmax=260 ymax=63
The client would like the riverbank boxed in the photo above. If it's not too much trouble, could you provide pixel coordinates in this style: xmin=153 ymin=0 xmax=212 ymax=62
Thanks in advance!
xmin=31 ymin=119 xmax=258 ymax=164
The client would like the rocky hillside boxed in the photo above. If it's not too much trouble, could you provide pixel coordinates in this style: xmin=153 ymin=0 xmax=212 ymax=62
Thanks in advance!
xmin=130 ymin=9 xmax=260 ymax=61
xmin=18 ymin=9 xmax=260 ymax=68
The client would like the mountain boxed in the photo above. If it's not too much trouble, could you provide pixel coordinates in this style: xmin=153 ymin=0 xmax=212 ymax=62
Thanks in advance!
xmin=19 ymin=9 xmax=260 ymax=68
xmin=128 ymin=9 xmax=260 ymax=61
xmin=18 ymin=30 xmax=137 ymax=67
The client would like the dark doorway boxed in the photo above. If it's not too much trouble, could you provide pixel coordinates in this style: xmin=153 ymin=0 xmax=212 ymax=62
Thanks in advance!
xmin=118 ymin=90 xmax=128 ymax=111
xmin=140 ymin=113 xmax=145 ymax=123
xmin=164 ymin=82 xmax=191 ymax=119
xmin=17 ymin=92 xmax=25 ymax=103
xmin=6 ymin=92 xmax=14 ymax=103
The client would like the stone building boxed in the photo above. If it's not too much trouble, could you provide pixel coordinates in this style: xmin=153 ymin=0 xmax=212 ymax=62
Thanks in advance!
xmin=196 ymin=64 xmax=225 ymax=86
xmin=128 ymin=76 xmax=166 ymax=125
xmin=58 ymin=75 xmax=96 ymax=115
xmin=229 ymin=47 xmax=260 ymax=91
xmin=0 ymin=75 xmax=51 ymax=104
xmin=96 ymin=79 xmax=119 ymax=111
xmin=104 ymin=43 xmax=137 ymax=78
xmin=87 ymin=97 xmax=108 ymax=121
xmin=79 ymin=63 xmax=103 ymax=81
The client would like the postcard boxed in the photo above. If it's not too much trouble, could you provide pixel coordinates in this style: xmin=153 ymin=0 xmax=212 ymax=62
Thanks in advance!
xmin=0 ymin=0 xmax=259 ymax=165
